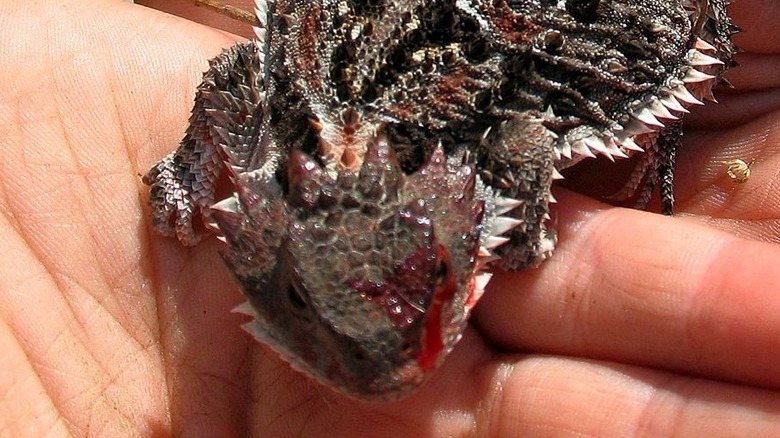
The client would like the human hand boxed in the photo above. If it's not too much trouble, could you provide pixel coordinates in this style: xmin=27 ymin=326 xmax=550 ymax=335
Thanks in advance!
xmin=1 ymin=0 xmax=779 ymax=436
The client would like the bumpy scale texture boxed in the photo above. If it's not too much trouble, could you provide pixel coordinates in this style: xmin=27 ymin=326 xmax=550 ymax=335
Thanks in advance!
xmin=144 ymin=0 xmax=737 ymax=400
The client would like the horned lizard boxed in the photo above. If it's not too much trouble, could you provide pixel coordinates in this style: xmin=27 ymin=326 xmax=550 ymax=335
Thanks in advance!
xmin=144 ymin=0 xmax=737 ymax=400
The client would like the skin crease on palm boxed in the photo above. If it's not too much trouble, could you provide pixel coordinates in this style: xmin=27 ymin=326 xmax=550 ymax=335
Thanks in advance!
xmin=3 ymin=0 xmax=780 ymax=436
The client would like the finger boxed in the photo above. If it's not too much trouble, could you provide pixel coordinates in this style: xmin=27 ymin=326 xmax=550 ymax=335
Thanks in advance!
xmin=674 ymin=120 xmax=780 ymax=231
xmin=730 ymin=0 xmax=780 ymax=54
xmin=247 ymin=341 xmax=780 ymax=437
xmin=475 ymin=190 xmax=780 ymax=389
xmin=481 ymin=355 xmax=780 ymax=436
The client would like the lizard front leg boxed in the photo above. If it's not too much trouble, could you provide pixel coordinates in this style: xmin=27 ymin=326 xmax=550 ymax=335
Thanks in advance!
xmin=477 ymin=114 xmax=559 ymax=270
xmin=143 ymin=41 xmax=266 ymax=245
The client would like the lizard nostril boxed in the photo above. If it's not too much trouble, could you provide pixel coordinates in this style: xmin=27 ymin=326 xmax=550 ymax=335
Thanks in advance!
xmin=434 ymin=260 xmax=449 ymax=286
xmin=287 ymin=285 xmax=308 ymax=309
xmin=352 ymin=350 xmax=367 ymax=362
xmin=402 ymin=341 xmax=415 ymax=358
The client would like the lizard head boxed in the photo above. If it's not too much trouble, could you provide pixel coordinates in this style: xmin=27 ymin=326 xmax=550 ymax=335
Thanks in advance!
xmin=211 ymin=136 xmax=497 ymax=400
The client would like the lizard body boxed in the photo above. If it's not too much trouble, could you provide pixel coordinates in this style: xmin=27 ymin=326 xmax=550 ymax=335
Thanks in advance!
xmin=144 ymin=0 xmax=737 ymax=399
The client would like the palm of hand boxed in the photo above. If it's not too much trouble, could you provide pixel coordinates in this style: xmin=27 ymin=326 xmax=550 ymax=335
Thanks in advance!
xmin=2 ymin=1 xmax=780 ymax=436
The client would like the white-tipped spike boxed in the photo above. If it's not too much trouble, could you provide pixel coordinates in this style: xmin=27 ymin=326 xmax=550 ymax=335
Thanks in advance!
xmin=584 ymin=136 xmax=611 ymax=156
xmin=474 ymin=272 xmax=493 ymax=293
xmin=481 ymin=126 xmax=492 ymax=140
xmin=670 ymin=85 xmax=704 ymax=106
xmin=242 ymin=321 xmax=271 ymax=343
xmin=648 ymin=99 xmax=678 ymax=120
xmin=477 ymin=250 xmax=500 ymax=262
xmin=494 ymin=196 xmax=523 ymax=215
xmin=548 ymin=192 xmax=557 ymax=204
xmin=254 ymin=0 xmax=268 ymax=20
xmin=543 ymin=105 xmax=556 ymax=118
xmin=607 ymin=141 xmax=629 ymax=159
xmin=570 ymin=139 xmax=596 ymax=158
xmin=478 ymin=247 xmax=493 ymax=257
xmin=211 ymin=196 xmax=240 ymax=213
xmin=623 ymin=118 xmax=657 ymax=136
xmin=467 ymin=273 xmax=490 ymax=309
xmin=683 ymin=68 xmax=716 ymax=83
xmin=594 ymin=135 xmax=627 ymax=159
xmin=484 ymin=236 xmax=510 ymax=250
xmin=489 ymin=217 xmax=523 ymax=236
xmin=699 ymin=87 xmax=718 ymax=103
xmin=233 ymin=301 xmax=259 ymax=317
xmin=551 ymin=167 xmax=564 ymax=180
xmin=616 ymin=135 xmax=643 ymax=152
xmin=632 ymin=107 xmax=665 ymax=128
xmin=558 ymin=141 xmax=572 ymax=159
xmin=254 ymin=27 xmax=267 ymax=42
xmin=660 ymin=94 xmax=689 ymax=113
xmin=694 ymin=38 xmax=717 ymax=52
xmin=216 ymin=234 xmax=228 ymax=243
xmin=690 ymin=50 xmax=724 ymax=66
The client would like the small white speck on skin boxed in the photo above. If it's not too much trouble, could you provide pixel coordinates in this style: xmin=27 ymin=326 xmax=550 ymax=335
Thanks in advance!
xmin=433 ymin=408 xmax=478 ymax=438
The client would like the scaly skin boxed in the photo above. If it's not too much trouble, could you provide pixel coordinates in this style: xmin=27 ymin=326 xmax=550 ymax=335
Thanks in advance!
xmin=144 ymin=0 xmax=737 ymax=399
xmin=211 ymin=140 xmax=486 ymax=398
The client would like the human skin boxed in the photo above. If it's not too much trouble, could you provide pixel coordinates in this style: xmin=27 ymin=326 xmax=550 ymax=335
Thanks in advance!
xmin=2 ymin=0 xmax=780 ymax=436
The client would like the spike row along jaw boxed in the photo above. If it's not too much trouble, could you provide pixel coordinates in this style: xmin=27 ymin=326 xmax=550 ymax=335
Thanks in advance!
xmin=552 ymin=0 xmax=738 ymax=206
xmin=209 ymin=134 xmax=524 ymax=400
xmin=554 ymin=44 xmax=724 ymax=166
xmin=601 ymin=35 xmax=733 ymax=206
